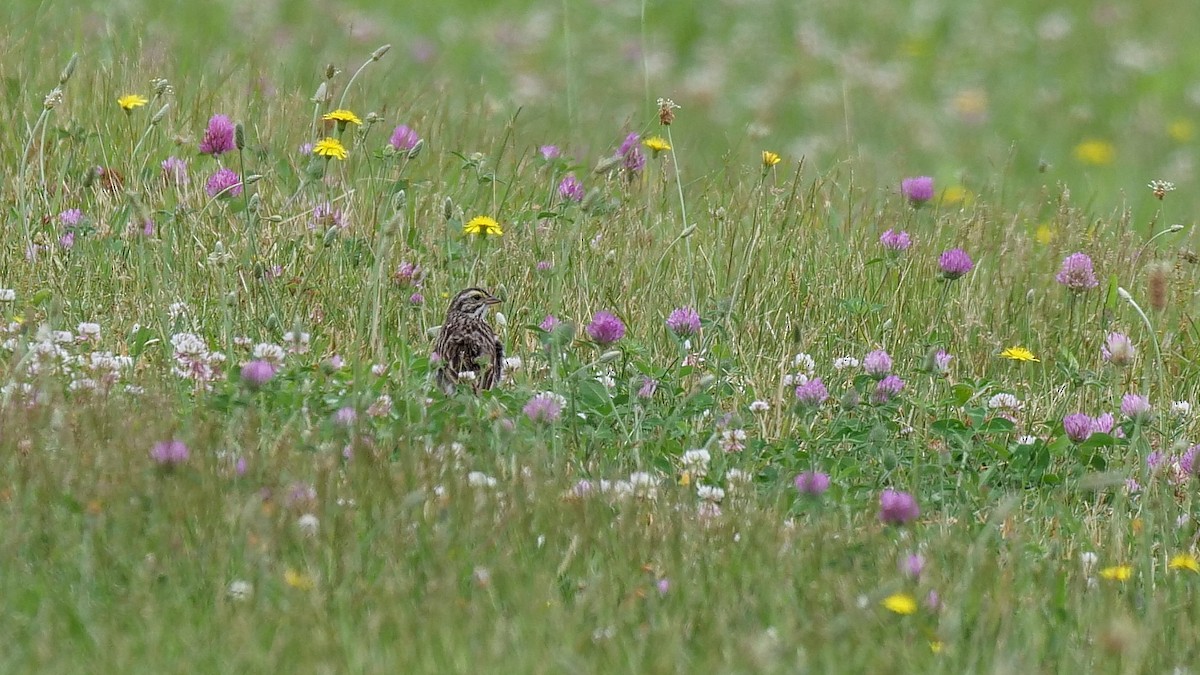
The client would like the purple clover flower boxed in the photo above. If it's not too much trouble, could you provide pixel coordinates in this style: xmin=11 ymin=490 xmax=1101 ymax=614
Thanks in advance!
xmin=539 ymin=315 xmax=561 ymax=332
xmin=60 ymin=208 xmax=83 ymax=227
xmin=587 ymin=311 xmax=625 ymax=345
xmin=1120 ymin=393 xmax=1151 ymax=421
xmin=1101 ymin=332 xmax=1135 ymax=367
xmin=933 ymin=350 xmax=953 ymax=373
xmin=1180 ymin=445 xmax=1200 ymax=477
xmin=794 ymin=378 xmax=829 ymax=407
xmin=901 ymin=554 xmax=925 ymax=579
xmin=536 ymin=261 xmax=553 ymax=272
xmin=389 ymin=125 xmax=421 ymax=152
xmin=794 ymin=471 xmax=831 ymax=496
xmin=637 ymin=377 xmax=658 ymax=399
xmin=558 ymin=174 xmax=584 ymax=202
xmin=311 ymin=201 xmax=346 ymax=230
xmin=873 ymin=375 xmax=906 ymax=403
xmin=1056 ymin=252 xmax=1099 ymax=292
xmin=618 ymin=133 xmax=645 ymax=172
xmin=880 ymin=229 xmax=912 ymax=251
xmin=523 ymin=392 xmax=563 ymax=423
xmin=938 ymin=248 xmax=974 ymax=279
xmin=241 ymin=360 xmax=276 ymax=389
xmin=150 ymin=440 xmax=189 ymax=467
xmin=1092 ymin=412 xmax=1115 ymax=435
xmin=863 ymin=349 xmax=892 ymax=377
xmin=901 ymin=176 xmax=934 ymax=205
xmin=161 ymin=156 xmax=189 ymax=184
xmin=199 ymin=114 xmax=236 ymax=156
xmin=1063 ymin=413 xmax=1095 ymax=442
xmin=666 ymin=306 xmax=701 ymax=336
xmin=539 ymin=145 xmax=560 ymax=160
xmin=334 ymin=406 xmax=357 ymax=426
xmin=205 ymin=168 xmax=242 ymax=198
xmin=879 ymin=489 xmax=920 ymax=525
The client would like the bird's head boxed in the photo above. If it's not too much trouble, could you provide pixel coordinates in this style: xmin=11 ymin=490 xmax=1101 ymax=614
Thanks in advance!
xmin=447 ymin=287 xmax=502 ymax=318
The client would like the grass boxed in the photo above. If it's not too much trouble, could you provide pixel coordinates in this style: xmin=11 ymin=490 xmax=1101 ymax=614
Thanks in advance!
xmin=3 ymin=0 xmax=1200 ymax=672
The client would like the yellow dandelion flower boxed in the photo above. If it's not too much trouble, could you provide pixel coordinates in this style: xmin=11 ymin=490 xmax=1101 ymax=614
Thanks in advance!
xmin=762 ymin=150 xmax=782 ymax=167
xmin=1169 ymin=553 xmax=1200 ymax=573
xmin=1073 ymin=139 xmax=1115 ymax=167
xmin=284 ymin=568 xmax=315 ymax=590
xmin=643 ymin=136 xmax=671 ymax=153
xmin=1034 ymin=224 xmax=1056 ymax=245
xmin=882 ymin=593 xmax=917 ymax=615
xmin=322 ymin=109 xmax=362 ymax=125
xmin=1099 ymin=565 xmax=1133 ymax=581
xmin=313 ymin=137 xmax=348 ymax=160
xmin=679 ymin=471 xmax=692 ymax=487
xmin=999 ymin=346 xmax=1039 ymax=362
xmin=464 ymin=215 xmax=503 ymax=237
xmin=940 ymin=185 xmax=974 ymax=206
xmin=1168 ymin=119 xmax=1194 ymax=143
xmin=930 ymin=641 xmax=944 ymax=654
xmin=118 ymin=94 xmax=148 ymax=111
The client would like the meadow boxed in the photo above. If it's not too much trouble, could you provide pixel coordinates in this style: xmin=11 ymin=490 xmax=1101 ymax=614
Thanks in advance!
xmin=3 ymin=0 xmax=1200 ymax=671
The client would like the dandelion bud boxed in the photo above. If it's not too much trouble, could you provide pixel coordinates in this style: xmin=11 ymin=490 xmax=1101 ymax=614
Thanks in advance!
xmin=598 ymin=350 xmax=621 ymax=363
xmin=311 ymin=82 xmax=328 ymax=103
xmin=1169 ymin=223 xmax=1185 ymax=233
xmin=443 ymin=196 xmax=454 ymax=221
xmin=371 ymin=44 xmax=392 ymax=61
xmin=323 ymin=226 xmax=340 ymax=247
xmin=406 ymin=139 xmax=424 ymax=160
xmin=43 ymin=87 xmax=63 ymax=110
xmin=151 ymin=78 xmax=172 ymax=97
xmin=248 ymin=193 xmax=261 ymax=211
xmin=243 ymin=174 xmax=263 ymax=186
xmin=393 ymin=190 xmax=407 ymax=210
xmin=266 ymin=215 xmax=284 ymax=223
xmin=1025 ymin=289 xmax=1035 ymax=304
xmin=235 ymin=123 xmax=245 ymax=150
xmin=150 ymin=103 xmax=170 ymax=126
xmin=679 ymin=224 xmax=697 ymax=238
xmin=365 ymin=112 xmax=383 ymax=124
xmin=325 ymin=63 xmax=337 ymax=80
xmin=58 ymin=53 xmax=79 ymax=85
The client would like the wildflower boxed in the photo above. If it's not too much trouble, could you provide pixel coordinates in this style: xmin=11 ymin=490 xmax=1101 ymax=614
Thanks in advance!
xmin=313 ymin=137 xmax=348 ymax=160
xmin=933 ymin=350 xmax=953 ymax=373
xmin=205 ymin=168 xmax=243 ymax=198
xmin=586 ymin=311 xmax=625 ymax=345
xmin=794 ymin=471 xmax=830 ymax=496
xmin=199 ymin=114 xmax=236 ymax=156
xmin=558 ymin=174 xmax=585 ymax=202
xmin=656 ymin=579 xmax=670 ymax=595
xmin=322 ymin=109 xmax=362 ymax=127
xmin=879 ymin=489 xmax=920 ymax=525
xmin=719 ymin=428 xmax=746 ymax=453
xmin=696 ymin=502 xmax=721 ymax=520
xmin=901 ymin=554 xmax=925 ymax=579
xmin=1062 ymin=413 xmax=1095 ymax=442
xmin=1073 ymin=139 xmax=1115 ymax=166
xmin=367 ymin=394 xmax=393 ymax=418
xmin=161 ymin=156 xmax=188 ymax=184
xmin=988 ymin=393 xmax=1021 ymax=411
xmin=793 ymin=353 xmax=816 ymax=374
xmin=118 ymin=93 xmax=148 ymax=111
xmin=539 ymin=315 xmax=561 ymax=332
xmin=1169 ymin=553 xmax=1200 ymax=573
xmin=999 ymin=346 xmax=1038 ymax=362
xmin=618 ymin=133 xmax=645 ymax=172
xmin=657 ymin=97 xmax=679 ymax=125
xmin=697 ymin=485 xmax=725 ymax=503
xmin=463 ymin=215 xmax=503 ymax=237
xmin=389 ymin=124 xmax=420 ymax=152
xmin=938 ymin=248 xmax=974 ymax=279
xmin=833 ymin=356 xmax=859 ymax=370
xmin=1148 ymin=179 xmax=1176 ymax=200
xmin=524 ymin=392 xmax=565 ymax=423
xmin=285 ymin=482 xmax=317 ymax=509
xmin=880 ymin=229 xmax=912 ymax=252
xmin=60 ymin=209 xmax=83 ymax=227
xmin=762 ymin=150 xmax=781 ymax=168
xmin=0 ymin=289 xmax=14 ymax=302
xmin=310 ymin=201 xmax=346 ymax=230
xmin=749 ymin=400 xmax=769 ymax=413
xmin=873 ymin=375 xmax=906 ymax=403
xmin=333 ymin=406 xmax=357 ymax=426
xmin=241 ymin=360 xmax=275 ymax=389
xmin=1092 ymin=412 xmax=1115 ymax=435
xmin=642 ymin=136 xmax=671 ymax=153
xmin=666 ymin=306 xmax=701 ymax=336
xmin=637 ymin=377 xmax=658 ymax=399
xmin=1172 ymin=401 xmax=1191 ymax=417
xmin=227 ymin=580 xmax=253 ymax=601
xmin=882 ymin=593 xmax=918 ymax=615
xmin=1101 ymin=332 xmax=1135 ymax=367
xmin=1098 ymin=565 xmax=1133 ymax=581
xmin=392 ymin=260 xmax=423 ymax=287
xmin=297 ymin=513 xmax=319 ymax=537
xmin=628 ymin=472 xmax=659 ymax=499
xmin=283 ymin=568 xmax=315 ymax=590
xmin=150 ymin=440 xmax=189 ymax=467
xmin=863 ymin=349 xmax=892 ymax=377
xmin=681 ymin=449 xmax=711 ymax=476
xmin=794 ymin=378 xmax=829 ymax=407
xmin=1120 ymin=393 xmax=1151 ymax=422
xmin=539 ymin=145 xmax=560 ymax=160
xmin=536 ymin=260 xmax=553 ymax=272
xmin=1055 ymin=252 xmax=1099 ymax=291
xmin=901 ymin=176 xmax=934 ymax=205
xmin=59 ymin=232 xmax=75 ymax=249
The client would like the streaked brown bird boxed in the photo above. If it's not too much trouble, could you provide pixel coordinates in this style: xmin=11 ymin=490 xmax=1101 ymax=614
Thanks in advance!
xmin=433 ymin=287 xmax=504 ymax=394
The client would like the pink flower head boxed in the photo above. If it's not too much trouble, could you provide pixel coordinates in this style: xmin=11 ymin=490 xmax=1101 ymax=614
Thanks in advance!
xmin=1055 ymin=252 xmax=1099 ymax=292
xmin=794 ymin=378 xmax=829 ymax=406
xmin=666 ymin=306 xmax=701 ymax=336
xmin=1101 ymin=332 xmax=1135 ymax=367
xmin=938 ymin=248 xmax=974 ymax=280
xmin=587 ymin=311 xmax=625 ymax=345
xmin=523 ymin=392 xmax=563 ymax=423
xmin=637 ymin=377 xmax=658 ymax=399
xmin=794 ymin=471 xmax=831 ymax=496
xmin=1062 ymin=413 xmax=1094 ymax=442
xmin=879 ymin=229 xmax=912 ymax=251
xmin=161 ymin=156 xmax=189 ymax=185
xmin=539 ymin=315 xmax=561 ymax=332
xmin=873 ymin=375 xmax=905 ymax=403
xmin=539 ymin=145 xmax=560 ymax=160
xmin=205 ymin=168 xmax=242 ymax=198
xmin=558 ymin=174 xmax=584 ymax=202
xmin=1120 ymin=393 xmax=1151 ymax=421
xmin=618 ymin=133 xmax=645 ymax=172
xmin=863 ymin=349 xmax=892 ymax=377
xmin=199 ymin=114 xmax=236 ymax=156
xmin=879 ymin=489 xmax=920 ymax=525
xmin=901 ymin=176 xmax=934 ymax=205
xmin=150 ymin=440 xmax=189 ymax=467
xmin=241 ymin=360 xmax=276 ymax=388
xmin=389 ymin=125 xmax=421 ymax=152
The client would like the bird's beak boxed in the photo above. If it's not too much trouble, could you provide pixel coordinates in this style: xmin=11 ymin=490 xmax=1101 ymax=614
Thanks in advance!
xmin=485 ymin=296 xmax=502 ymax=305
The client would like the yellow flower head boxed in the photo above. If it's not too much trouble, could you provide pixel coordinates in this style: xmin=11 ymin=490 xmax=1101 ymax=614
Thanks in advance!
xmin=1073 ymin=139 xmax=1115 ymax=167
xmin=118 ymin=94 xmax=148 ymax=111
xmin=1034 ymin=224 xmax=1056 ymax=245
xmin=940 ymin=185 xmax=974 ymax=206
xmin=762 ymin=150 xmax=782 ymax=168
xmin=882 ymin=593 xmax=917 ymax=615
xmin=322 ymin=109 xmax=363 ymax=126
xmin=1170 ymin=553 xmax=1200 ymax=573
xmin=284 ymin=568 xmax=315 ymax=590
xmin=1098 ymin=564 xmax=1133 ymax=581
xmin=643 ymin=136 xmax=671 ymax=153
xmin=1000 ymin=346 xmax=1039 ymax=362
xmin=464 ymin=215 xmax=503 ymax=237
xmin=313 ymin=137 xmax=348 ymax=160
xmin=1168 ymin=119 xmax=1194 ymax=143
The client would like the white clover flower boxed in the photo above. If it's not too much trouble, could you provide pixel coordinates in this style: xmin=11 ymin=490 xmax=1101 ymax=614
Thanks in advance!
xmin=370 ymin=363 xmax=387 ymax=376
xmin=681 ymin=448 xmax=711 ymax=472
xmin=724 ymin=468 xmax=751 ymax=485
xmin=52 ymin=331 xmax=74 ymax=344
xmin=503 ymin=356 xmax=523 ymax=371
xmin=167 ymin=302 xmax=189 ymax=320
xmin=297 ymin=513 xmax=319 ymax=537
xmin=749 ymin=400 xmax=770 ymax=413
xmin=467 ymin=471 xmax=497 ymax=488
xmin=792 ymin=352 xmax=816 ymax=375
xmin=1017 ymin=435 xmax=1038 ymax=446
xmin=367 ymin=394 xmax=393 ymax=418
xmin=0 ymin=289 xmax=15 ymax=302
xmin=227 ymin=580 xmax=253 ymax=601
xmin=696 ymin=502 xmax=721 ymax=519
xmin=628 ymin=472 xmax=658 ymax=499
xmin=76 ymin=322 xmax=101 ymax=340
xmin=988 ymin=393 xmax=1022 ymax=410
xmin=719 ymin=428 xmax=747 ymax=453
xmin=253 ymin=343 xmax=287 ymax=365
xmin=697 ymin=485 xmax=725 ymax=502
xmin=1172 ymin=401 xmax=1192 ymax=417
xmin=833 ymin=356 xmax=859 ymax=370
xmin=1079 ymin=551 xmax=1098 ymax=571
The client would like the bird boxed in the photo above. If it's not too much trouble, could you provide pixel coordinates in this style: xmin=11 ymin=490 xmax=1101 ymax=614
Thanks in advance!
xmin=433 ymin=287 xmax=504 ymax=394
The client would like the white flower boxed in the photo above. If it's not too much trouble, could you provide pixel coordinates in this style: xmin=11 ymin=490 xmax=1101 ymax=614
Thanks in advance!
xmin=167 ymin=302 xmax=189 ymax=320
xmin=719 ymin=428 xmax=747 ymax=453
xmin=282 ymin=331 xmax=311 ymax=354
xmin=595 ymin=373 xmax=616 ymax=388
xmin=52 ymin=331 xmax=74 ymax=344
xmin=367 ymin=394 xmax=393 ymax=418
xmin=493 ymin=312 xmax=508 ymax=328
xmin=503 ymin=356 xmax=523 ymax=371
xmin=371 ymin=363 xmax=387 ymax=376
xmin=77 ymin=322 xmax=101 ymax=340
xmin=1079 ymin=551 xmax=1098 ymax=571
xmin=681 ymin=448 xmax=711 ymax=473
xmin=227 ymin=580 xmax=253 ymax=601
xmin=749 ymin=400 xmax=770 ymax=412
xmin=297 ymin=513 xmax=320 ymax=537
xmin=833 ymin=356 xmax=859 ymax=370
xmin=628 ymin=472 xmax=658 ymax=499
xmin=1173 ymin=400 xmax=1192 ymax=417
xmin=988 ymin=393 xmax=1021 ymax=410
xmin=467 ymin=471 xmax=497 ymax=488
xmin=473 ymin=566 xmax=492 ymax=586
xmin=696 ymin=502 xmax=722 ymax=519
xmin=458 ymin=371 xmax=477 ymax=381
xmin=0 ymin=289 xmax=15 ymax=302
xmin=697 ymin=485 xmax=725 ymax=502
xmin=724 ymin=468 xmax=751 ymax=484
xmin=253 ymin=343 xmax=287 ymax=365
xmin=1017 ymin=435 xmax=1038 ymax=446
xmin=792 ymin=352 xmax=816 ymax=375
